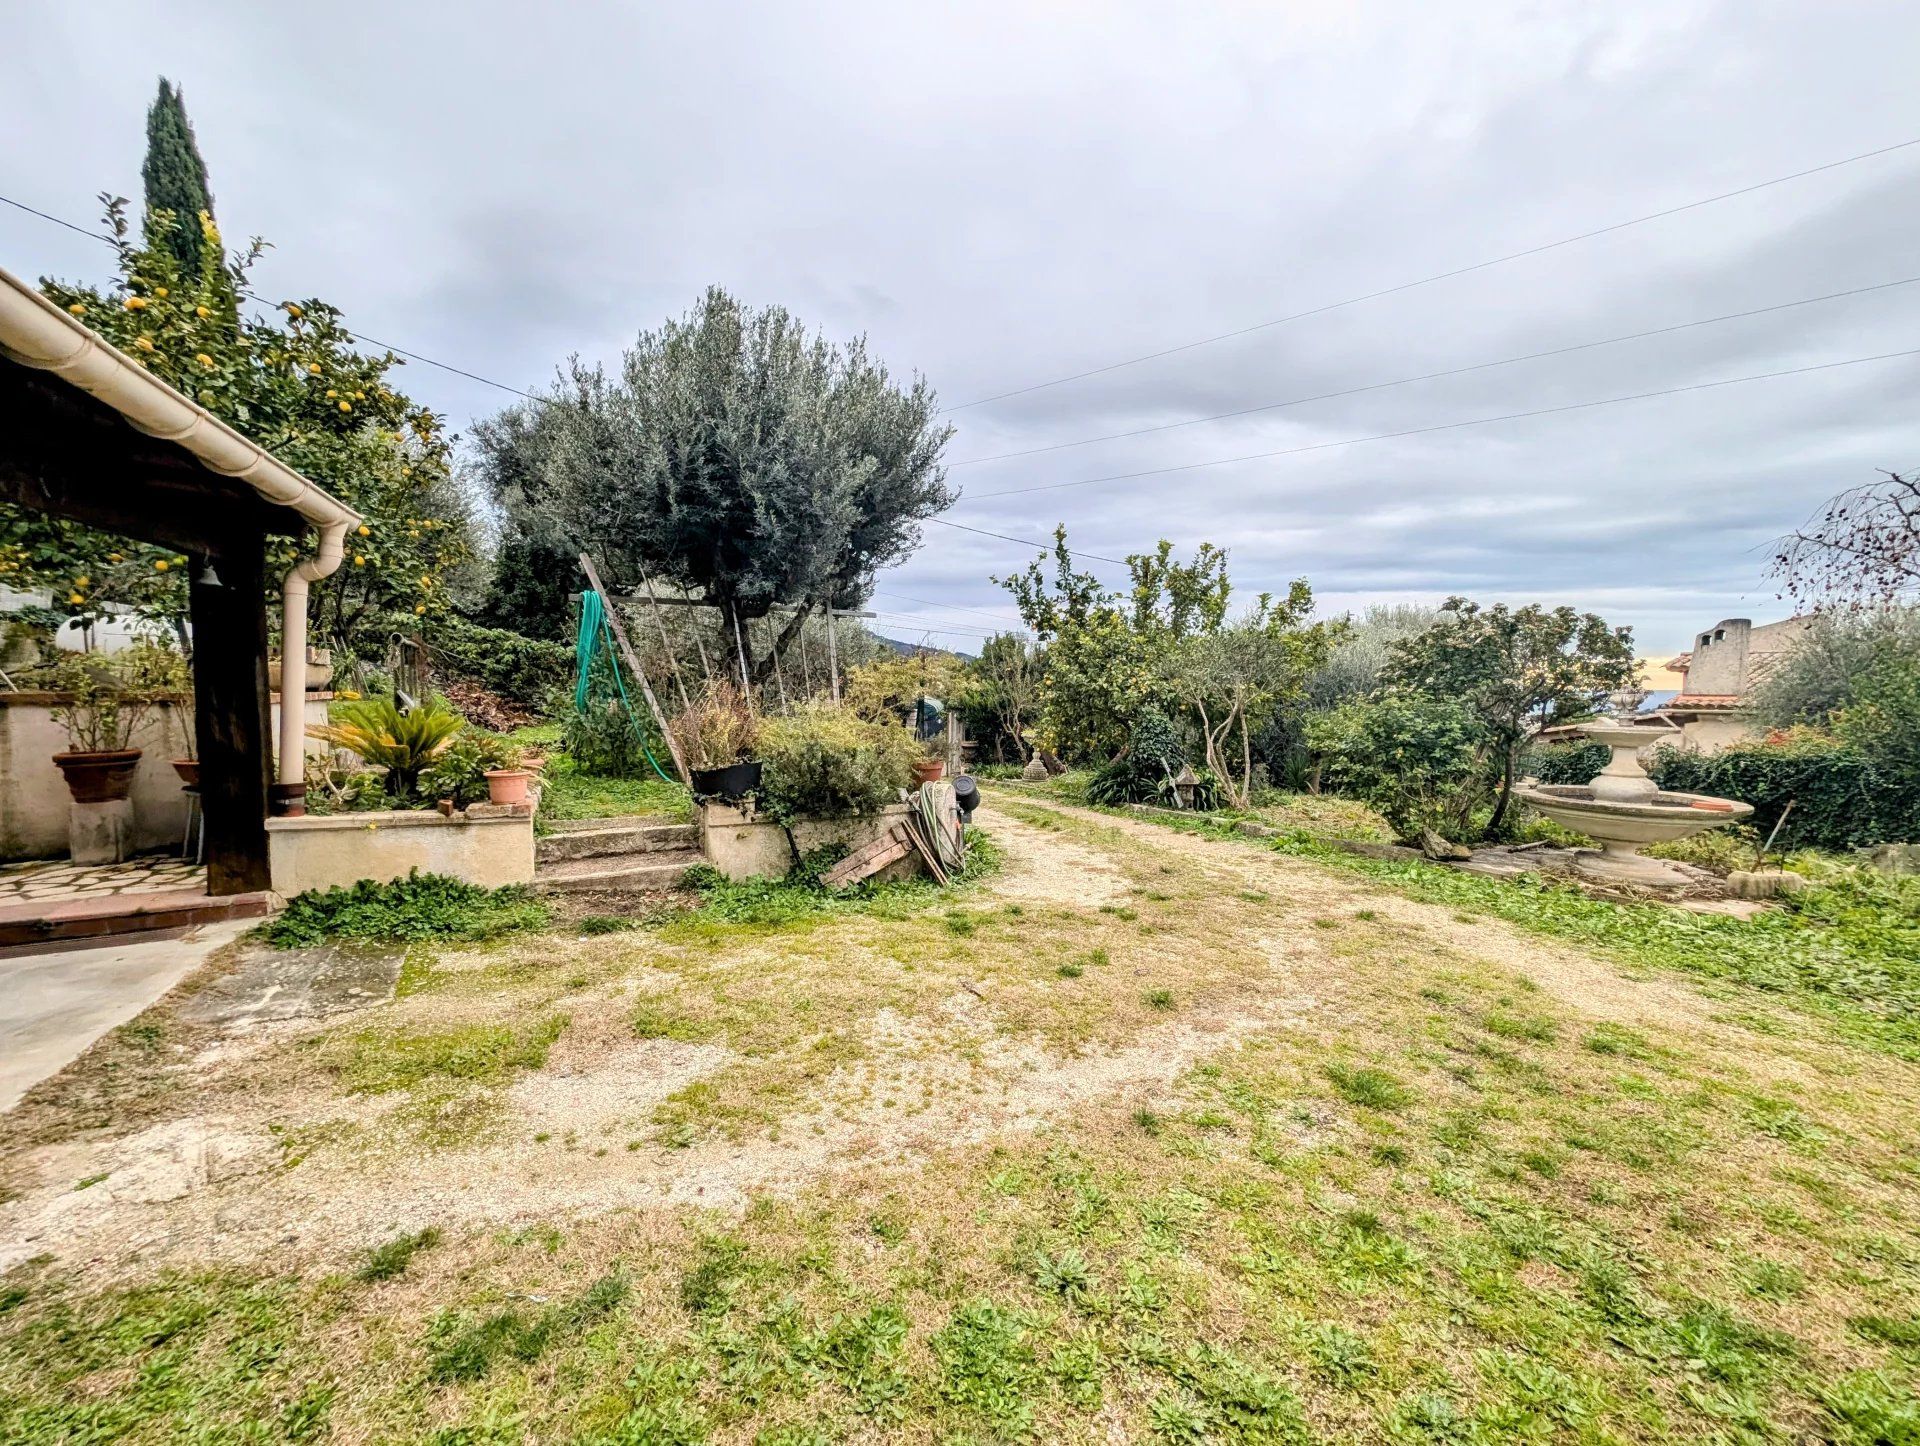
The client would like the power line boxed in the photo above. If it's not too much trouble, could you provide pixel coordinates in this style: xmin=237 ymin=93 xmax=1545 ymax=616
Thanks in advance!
xmin=0 ymin=190 xmax=557 ymax=406
xmin=965 ymin=345 xmax=1920 ymax=501
xmin=926 ymin=516 xmax=1132 ymax=568
xmin=950 ymin=274 xmax=1920 ymax=467
xmin=940 ymin=133 xmax=1920 ymax=413
xmin=873 ymin=588 xmax=1025 ymax=626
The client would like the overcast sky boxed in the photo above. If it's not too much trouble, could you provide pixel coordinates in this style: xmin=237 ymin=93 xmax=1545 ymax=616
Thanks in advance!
xmin=6 ymin=1 xmax=1919 ymax=657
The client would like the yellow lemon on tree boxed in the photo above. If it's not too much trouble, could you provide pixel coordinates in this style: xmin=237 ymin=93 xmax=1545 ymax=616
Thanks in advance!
xmin=308 ymin=362 xmax=322 ymax=375
xmin=124 ymin=296 xmax=147 ymax=311
xmin=108 ymin=552 xmax=122 ymax=563
xmin=66 ymin=302 xmax=85 ymax=316
xmin=196 ymin=353 xmax=214 ymax=369
xmin=325 ymin=389 xmax=337 ymax=398
xmin=353 ymin=555 xmax=366 ymax=567
xmin=154 ymin=559 xmax=169 ymax=572
xmin=74 ymin=575 xmax=89 ymax=587
xmin=195 ymin=305 xmax=210 ymax=318
xmin=285 ymin=302 xmax=303 ymax=319
xmin=133 ymin=336 xmax=154 ymax=352
xmin=68 ymin=593 xmax=84 ymax=605
xmin=338 ymin=400 xmax=351 ymax=412
xmin=414 ymin=604 xmax=426 ymax=615
xmin=154 ymin=287 xmax=169 ymax=299
xmin=357 ymin=524 xmax=370 ymax=537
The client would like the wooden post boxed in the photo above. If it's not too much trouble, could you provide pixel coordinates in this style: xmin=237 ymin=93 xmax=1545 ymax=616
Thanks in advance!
xmin=763 ymin=614 xmax=790 ymax=710
xmin=825 ymin=604 xmax=841 ymax=703
xmin=797 ymin=609 xmax=815 ymax=697
xmin=190 ymin=542 xmax=272 ymax=895
xmin=579 ymin=553 xmax=690 ymax=786
xmin=729 ymin=601 xmax=752 ymax=696
xmin=636 ymin=565 xmax=691 ymax=711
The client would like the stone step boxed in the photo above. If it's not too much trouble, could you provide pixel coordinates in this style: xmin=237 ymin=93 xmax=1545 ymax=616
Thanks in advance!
xmin=0 ymin=888 xmax=275 ymax=953
xmin=535 ymin=822 xmax=697 ymax=865
xmin=542 ymin=814 xmax=682 ymax=834
xmin=535 ymin=850 xmax=704 ymax=893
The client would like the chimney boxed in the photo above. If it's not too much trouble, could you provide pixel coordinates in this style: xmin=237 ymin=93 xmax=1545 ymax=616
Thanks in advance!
xmin=1681 ymin=618 xmax=1752 ymax=698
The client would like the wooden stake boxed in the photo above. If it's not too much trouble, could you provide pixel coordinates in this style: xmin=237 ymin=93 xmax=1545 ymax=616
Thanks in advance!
xmin=579 ymin=553 xmax=690 ymax=786
xmin=637 ymin=565 xmax=691 ymax=712
xmin=825 ymin=603 xmax=841 ymax=703
xmin=764 ymin=614 xmax=790 ymax=710
xmin=728 ymin=600 xmax=753 ymax=697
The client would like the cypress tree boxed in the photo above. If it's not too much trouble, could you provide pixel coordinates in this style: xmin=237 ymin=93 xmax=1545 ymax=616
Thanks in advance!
xmin=141 ymin=78 xmax=216 ymax=282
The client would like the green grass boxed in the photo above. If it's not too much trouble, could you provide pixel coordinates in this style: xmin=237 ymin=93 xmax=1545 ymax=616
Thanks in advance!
xmin=661 ymin=833 xmax=1003 ymax=933
xmin=262 ymin=872 xmax=550 ymax=948
xmin=1097 ymin=802 xmax=1920 ymax=1060
xmin=326 ymin=1015 xmax=567 ymax=1094
xmin=535 ymin=750 xmax=691 ymax=825
xmin=356 ymin=1228 xmax=441 ymax=1282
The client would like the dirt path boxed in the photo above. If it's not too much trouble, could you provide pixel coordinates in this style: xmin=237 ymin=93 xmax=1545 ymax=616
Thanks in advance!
xmin=997 ymin=795 xmax=1736 ymax=1037
xmin=0 ymin=795 xmax=1801 ymax=1280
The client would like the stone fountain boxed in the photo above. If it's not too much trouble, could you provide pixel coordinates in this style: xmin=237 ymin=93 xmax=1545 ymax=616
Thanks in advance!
xmin=1515 ymin=721 xmax=1753 ymax=887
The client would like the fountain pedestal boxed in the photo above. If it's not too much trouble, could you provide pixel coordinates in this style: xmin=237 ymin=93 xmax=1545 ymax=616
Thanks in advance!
xmin=1516 ymin=721 xmax=1751 ymax=888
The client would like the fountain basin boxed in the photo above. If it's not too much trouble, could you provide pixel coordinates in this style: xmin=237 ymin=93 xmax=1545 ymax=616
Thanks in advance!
xmin=1515 ymin=721 xmax=1753 ymax=887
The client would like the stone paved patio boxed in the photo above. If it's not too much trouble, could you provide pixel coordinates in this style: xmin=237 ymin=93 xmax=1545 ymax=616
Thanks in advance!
xmin=0 ymin=855 xmax=207 ymax=907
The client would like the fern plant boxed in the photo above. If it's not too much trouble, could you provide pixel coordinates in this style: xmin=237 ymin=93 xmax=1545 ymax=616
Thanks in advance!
xmin=308 ymin=696 xmax=462 ymax=801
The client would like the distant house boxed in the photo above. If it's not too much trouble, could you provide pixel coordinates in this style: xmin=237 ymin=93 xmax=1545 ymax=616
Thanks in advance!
xmin=1656 ymin=616 xmax=1814 ymax=752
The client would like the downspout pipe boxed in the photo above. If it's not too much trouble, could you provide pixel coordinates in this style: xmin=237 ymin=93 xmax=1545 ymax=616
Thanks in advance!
xmin=276 ymin=520 xmax=350 ymax=804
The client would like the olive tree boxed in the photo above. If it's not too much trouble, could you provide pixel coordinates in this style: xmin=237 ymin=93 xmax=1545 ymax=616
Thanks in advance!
xmin=543 ymin=288 xmax=952 ymax=682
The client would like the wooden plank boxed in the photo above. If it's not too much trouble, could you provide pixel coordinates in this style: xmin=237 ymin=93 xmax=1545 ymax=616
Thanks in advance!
xmin=190 ymin=543 xmax=273 ymax=895
xmin=822 ymin=825 xmax=914 ymax=888
xmin=578 ymin=553 xmax=691 ymax=786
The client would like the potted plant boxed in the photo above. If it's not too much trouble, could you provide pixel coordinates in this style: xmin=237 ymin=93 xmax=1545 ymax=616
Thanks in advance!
xmin=421 ymin=727 xmax=529 ymax=808
xmin=167 ymin=670 xmax=198 ymax=786
xmin=308 ymin=695 xmax=463 ymax=804
xmin=669 ymin=681 xmax=762 ymax=802
xmin=47 ymin=642 xmax=178 ymax=804
xmin=911 ymin=745 xmax=947 ymax=786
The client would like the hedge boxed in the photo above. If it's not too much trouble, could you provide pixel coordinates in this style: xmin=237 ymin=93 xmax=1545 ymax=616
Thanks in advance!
xmin=1527 ymin=735 xmax=1918 ymax=851
xmin=426 ymin=616 xmax=573 ymax=708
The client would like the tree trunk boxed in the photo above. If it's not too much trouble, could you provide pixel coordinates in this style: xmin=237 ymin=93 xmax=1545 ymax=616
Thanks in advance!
xmin=1485 ymin=744 xmax=1518 ymax=839
xmin=749 ymin=603 xmax=814 ymax=688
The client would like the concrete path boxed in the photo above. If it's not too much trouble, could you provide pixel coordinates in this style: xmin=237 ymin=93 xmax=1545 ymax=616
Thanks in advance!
xmin=0 ymin=921 xmax=254 ymax=1114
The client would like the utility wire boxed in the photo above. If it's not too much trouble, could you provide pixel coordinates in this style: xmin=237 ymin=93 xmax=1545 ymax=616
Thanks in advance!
xmin=965 ymin=346 xmax=1920 ymax=500
xmin=873 ymin=588 xmax=1026 ymax=626
xmin=950 ymin=275 xmax=1920 ymax=466
xmin=1 ymin=191 xmax=557 ymax=406
xmin=940 ymin=134 xmax=1920 ymax=413
xmin=926 ymin=516 xmax=1131 ymax=567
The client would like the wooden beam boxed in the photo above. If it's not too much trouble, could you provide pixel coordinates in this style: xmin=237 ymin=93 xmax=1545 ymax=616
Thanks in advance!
xmin=190 ymin=545 xmax=273 ymax=895
xmin=579 ymin=553 xmax=690 ymax=786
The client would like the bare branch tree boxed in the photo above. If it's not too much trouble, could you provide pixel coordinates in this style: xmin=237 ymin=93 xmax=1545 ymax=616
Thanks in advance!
xmin=1774 ymin=469 xmax=1920 ymax=608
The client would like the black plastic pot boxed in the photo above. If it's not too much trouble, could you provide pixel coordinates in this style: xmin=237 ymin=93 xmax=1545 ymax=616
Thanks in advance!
xmin=690 ymin=759 xmax=763 ymax=803
xmin=952 ymin=775 xmax=980 ymax=816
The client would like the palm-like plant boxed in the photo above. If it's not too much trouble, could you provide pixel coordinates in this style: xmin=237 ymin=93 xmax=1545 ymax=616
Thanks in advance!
xmin=308 ymin=696 xmax=462 ymax=801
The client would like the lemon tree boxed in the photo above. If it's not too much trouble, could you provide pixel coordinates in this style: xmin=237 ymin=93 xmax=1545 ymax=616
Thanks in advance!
xmin=1 ymin=197 xmax=474 ymax=651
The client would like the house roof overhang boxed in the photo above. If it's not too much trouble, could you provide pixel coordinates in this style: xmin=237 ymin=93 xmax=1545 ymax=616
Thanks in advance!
xmin=0 ymin=262 xmax=359 ymax=551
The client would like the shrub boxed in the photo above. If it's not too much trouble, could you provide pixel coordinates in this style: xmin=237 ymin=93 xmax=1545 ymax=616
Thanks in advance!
xmin=1528 ymin=739 xmax=1610 ymax=785
xmin=419 ymin=727 xmax=525 ymax=807
xmin=667 ymin=680 xmax=759 ymax=770
xmin=1308 ymin=693 xmax=1495 ymax=844
xmin=1085 ymin=706 xmax=1185 ymax=806
xmin=308 ymin=696 xmax=463 ymax=801
xmin=1648 ymin=732 xmax=1920 ymax=851
xmin=426 ymin=615 xmax=573 ymax=708
xmin=47 ymin=640 xmax=188 ymax=752
xmin=757 ymin=703 xmax=918 ymax=822
xmin=263 ymin=870 xmax=550 ymax=946
xmin=563 ymin=698 xmax=655 ymax=779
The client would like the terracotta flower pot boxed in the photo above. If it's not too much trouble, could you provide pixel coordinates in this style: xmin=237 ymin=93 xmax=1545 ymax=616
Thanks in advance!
xmin=484 ymin=768 xmax=533 ymax=806
xmin=170 ymin=758 xmax=200 ymax=787
xmin=53 ymin=748 xmax=143 ymax=804
xmin=911 ymin=758 xmax=946 ymax=784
